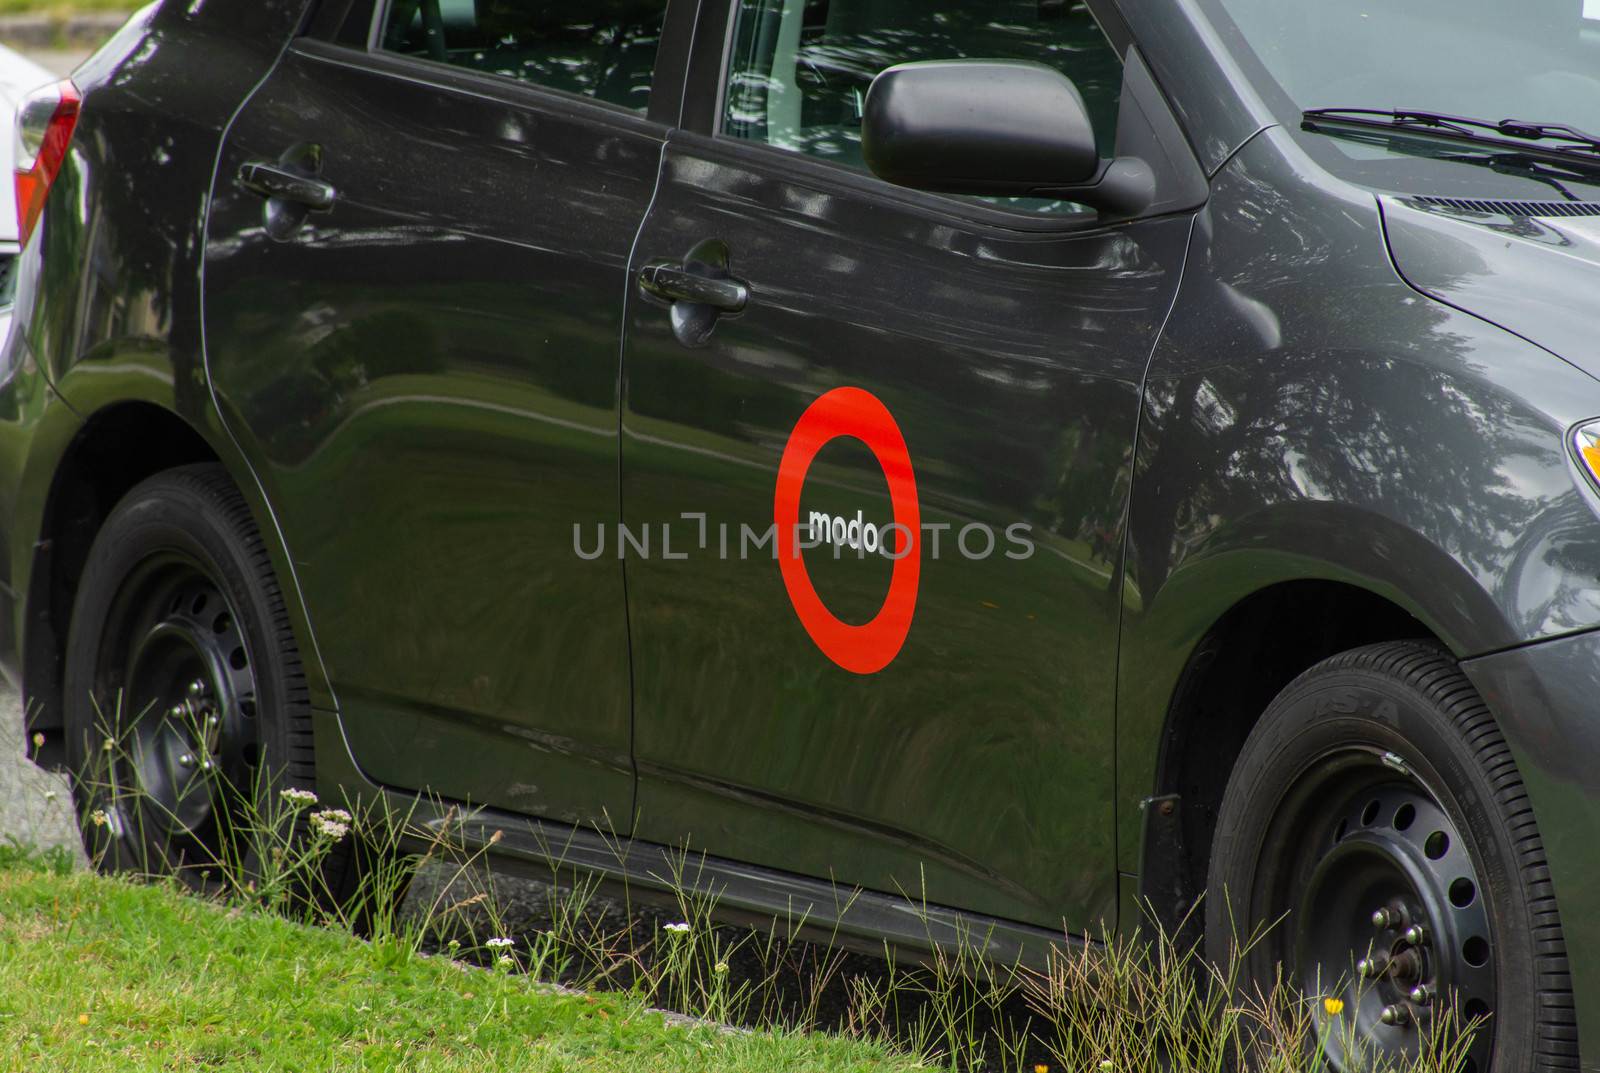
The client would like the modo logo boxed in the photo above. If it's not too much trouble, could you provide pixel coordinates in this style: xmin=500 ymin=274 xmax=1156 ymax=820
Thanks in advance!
xmin=807 ymin=510 xmax=899 ymax=556
xmin=774 ymin=387 xmax=920 ymax=675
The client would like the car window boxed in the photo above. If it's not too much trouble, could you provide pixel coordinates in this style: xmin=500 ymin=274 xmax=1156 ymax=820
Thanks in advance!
xmin=379 ymin=0 xmax=669 ymax=113
xmin=722 ymin=0 xmax=1123 ymax=215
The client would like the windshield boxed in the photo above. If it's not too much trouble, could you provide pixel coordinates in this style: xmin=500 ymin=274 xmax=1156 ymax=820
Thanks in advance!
xmin=1214 ymin=0 xmax=1600 ymax=134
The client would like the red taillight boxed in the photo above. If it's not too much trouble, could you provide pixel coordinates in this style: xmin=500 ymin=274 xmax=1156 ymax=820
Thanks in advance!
xmin=14 ymin=80 xmax=80 ymax=247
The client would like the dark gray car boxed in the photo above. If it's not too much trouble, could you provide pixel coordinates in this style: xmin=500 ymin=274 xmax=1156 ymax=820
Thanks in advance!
xmin=3 ymin=0 xmax=1599 ymax=1068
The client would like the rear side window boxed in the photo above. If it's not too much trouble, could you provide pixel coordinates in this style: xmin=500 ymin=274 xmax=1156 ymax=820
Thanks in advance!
xmin=379 ymin=0 xmax=669 ymax=113
xmin=723 ymin=0 xmax=1123 ymax=214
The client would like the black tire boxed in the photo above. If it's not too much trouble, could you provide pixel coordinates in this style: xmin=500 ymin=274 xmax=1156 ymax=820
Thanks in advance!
xmin=1206 ymin=641 xmax=1576 ymax=1072
xmin=62 ymin=463 xmax=314 ymax=880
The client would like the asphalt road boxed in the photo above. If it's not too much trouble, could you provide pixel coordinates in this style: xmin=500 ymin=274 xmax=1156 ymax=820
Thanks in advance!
xmin=0 ymin=683 xmax=86 ymax=865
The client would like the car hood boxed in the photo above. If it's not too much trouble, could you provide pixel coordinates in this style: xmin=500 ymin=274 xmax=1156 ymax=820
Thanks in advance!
xmin=1382 ymin=196 xmax=1600 ymax=383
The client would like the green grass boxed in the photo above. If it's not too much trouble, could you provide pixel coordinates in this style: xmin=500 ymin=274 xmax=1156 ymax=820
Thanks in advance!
xmin=0 ymin=853 xmax=914 ymax=1072
xmin=39 ymin=728 xmax=1483 ymax=1073
xmin=0 ymin=1 xmax=137 ymax=15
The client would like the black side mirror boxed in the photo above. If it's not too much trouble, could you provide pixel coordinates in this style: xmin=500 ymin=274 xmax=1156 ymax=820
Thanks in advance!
xmin=862 ymin=60 xmax=1154 ymax=217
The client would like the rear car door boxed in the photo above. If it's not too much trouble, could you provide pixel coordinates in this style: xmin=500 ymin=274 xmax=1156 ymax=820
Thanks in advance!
xmin=202 ymin=0 xmax=689 ymax=826
xmin=620 ymin=0 xmax=1202 ymax=932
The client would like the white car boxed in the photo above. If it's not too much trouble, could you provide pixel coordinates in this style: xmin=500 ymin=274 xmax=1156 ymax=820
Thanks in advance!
xmin=0 ymin=44 xmax=54 ymax=313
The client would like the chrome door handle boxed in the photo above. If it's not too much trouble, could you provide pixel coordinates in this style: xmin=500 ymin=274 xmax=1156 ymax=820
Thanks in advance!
xmin=638 ymin=262 xmax=749 ymax=313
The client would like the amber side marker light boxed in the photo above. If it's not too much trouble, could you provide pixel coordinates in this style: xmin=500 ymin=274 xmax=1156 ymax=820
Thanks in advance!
xmin=14 ymin=79 xmax=80 ymax=248
xmin=1574 ymin=422 xmax=1600 ymax=487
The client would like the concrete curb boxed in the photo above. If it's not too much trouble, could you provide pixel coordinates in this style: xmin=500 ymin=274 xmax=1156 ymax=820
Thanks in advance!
xmin=0 ymin=12 xmax=130 ymax=51
xmin=0 ymin=684 xmax=87 ymax=866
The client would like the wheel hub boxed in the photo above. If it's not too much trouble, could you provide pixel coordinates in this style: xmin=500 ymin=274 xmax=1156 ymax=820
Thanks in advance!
xmin=1294 ymin=778 xmax=1495 ymax=1071
xmin=101 ymin=563 xmax=260 ymax=859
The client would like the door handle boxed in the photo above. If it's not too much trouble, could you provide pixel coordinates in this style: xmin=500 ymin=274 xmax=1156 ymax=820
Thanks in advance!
xmin=638 ymin=262 xmax=749 ymax=313
xmin=237 ymin=161 xmax=336 ymax=211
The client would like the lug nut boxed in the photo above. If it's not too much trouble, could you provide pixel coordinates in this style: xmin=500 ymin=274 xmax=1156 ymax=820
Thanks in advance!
xmin=1403 ymin=924 xmax=1429 ymax=947
xmin=1357 ymin=955 xmax=1388 ymax=978
xmin=1409 ymin=984 xmax=1434 ymax=1006
xmin=1372 ymin=907 xmax=1398 ymax=929
xmin=1380 ymin=1004 xmax=1412 ymax=1027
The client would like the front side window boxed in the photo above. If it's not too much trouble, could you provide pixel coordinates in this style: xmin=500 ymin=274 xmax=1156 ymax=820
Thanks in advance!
xmin=722 ymin=0 xmax=1123 ymax=213
xmin=379 ymin=0 xmax=668 ymax=113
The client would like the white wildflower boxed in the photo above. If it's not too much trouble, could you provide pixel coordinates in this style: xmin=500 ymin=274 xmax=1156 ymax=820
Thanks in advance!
xmin=279 ymin=788 xmax=318 ymax=807
xmin=496 ymin=955 xmax=513 ymax=969
xmin=662 ymin=922 xmax=690 ymax=934
xmin=485 ymin=937 xmax=514 ymax=949
xmin=101 ymin=738 xmax=114 ymax=752
xmin=714 ymin=961 xmax=729 ymax=975
xmin=308 ymin=813 xmax=348 ymax=841
xmin=89 ymin=809 xmax=109 ymax=828
xmin=313 ymin=807 xmax=352 ymax=825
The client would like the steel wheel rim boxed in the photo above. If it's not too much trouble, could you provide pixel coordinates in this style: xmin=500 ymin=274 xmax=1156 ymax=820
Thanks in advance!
xmin=1262 ymin=751 xmax=1495 ymax=1072
xmin=92 ymin=553 xmax=260 ymax=872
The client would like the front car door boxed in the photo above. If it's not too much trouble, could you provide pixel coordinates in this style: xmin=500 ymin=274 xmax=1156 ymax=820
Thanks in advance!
xmin=620 ymin=0 xmax=1204 ymax=932
xmin=202 ymin=0 xmax=689 ymax=826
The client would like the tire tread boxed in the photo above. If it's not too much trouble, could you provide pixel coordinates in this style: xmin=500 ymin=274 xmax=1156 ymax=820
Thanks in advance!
xmin=1216 ymin=640 xmax=1578 ymax=1070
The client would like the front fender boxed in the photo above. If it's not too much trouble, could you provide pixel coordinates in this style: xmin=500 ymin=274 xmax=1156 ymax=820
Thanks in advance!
xmin=1117 ymin=126 xmax=1600 ymax=870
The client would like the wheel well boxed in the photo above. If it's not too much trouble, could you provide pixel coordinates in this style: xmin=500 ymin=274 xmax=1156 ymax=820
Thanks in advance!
xmin=23 ymin=403 xmax=218 ymax=766
xmin=1149 ymin=580 xmax=1437 ymax=930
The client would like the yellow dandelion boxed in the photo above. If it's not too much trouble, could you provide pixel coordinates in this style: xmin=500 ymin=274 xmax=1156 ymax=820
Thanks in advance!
xmin=1324 ymin=996 xmax=1346 ymax=1017
xmin=1034 ymin=1065 xmax=1051 ymax=1073
xmin=77 ymin=1013 xmax=89 ymax=1025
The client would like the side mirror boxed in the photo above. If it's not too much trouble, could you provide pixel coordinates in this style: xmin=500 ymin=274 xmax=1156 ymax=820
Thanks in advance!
xmin=861 ymin=60 xmax=1154 ymax=217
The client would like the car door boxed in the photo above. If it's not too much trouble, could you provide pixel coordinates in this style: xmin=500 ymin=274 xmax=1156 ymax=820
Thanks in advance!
xmin=201 ymin=0 xmax=691 ymax=827
xmin=619 ymin=0 xmax=1202 ymax=931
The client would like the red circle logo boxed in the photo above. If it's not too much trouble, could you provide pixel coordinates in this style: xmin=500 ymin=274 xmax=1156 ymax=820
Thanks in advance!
xmin=774 ymin=387 xmax=920 ymax=675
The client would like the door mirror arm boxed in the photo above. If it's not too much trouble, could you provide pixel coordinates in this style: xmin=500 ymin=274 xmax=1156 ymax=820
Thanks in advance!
xmin=1033 ymin=156 xmax=1157 ymax=218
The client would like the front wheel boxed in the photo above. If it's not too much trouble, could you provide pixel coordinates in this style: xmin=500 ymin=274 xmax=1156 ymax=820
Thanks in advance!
xmin=1206 ymin=642 xmax=1576 ymax=1072
xmin=61 ymin=463 xmax=314 ymax=879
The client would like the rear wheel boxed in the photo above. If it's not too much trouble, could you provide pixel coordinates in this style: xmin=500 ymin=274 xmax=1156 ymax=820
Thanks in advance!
xmin=62 ymin=464 xmax=313 ymax=879
xmin=1206 ymin=642 xmax=1576 ymax=1072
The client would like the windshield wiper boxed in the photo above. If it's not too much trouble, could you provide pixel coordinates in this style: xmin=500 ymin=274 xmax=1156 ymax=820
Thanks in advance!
xmin=1302 ymin=107 xmax=1600 ymax=159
